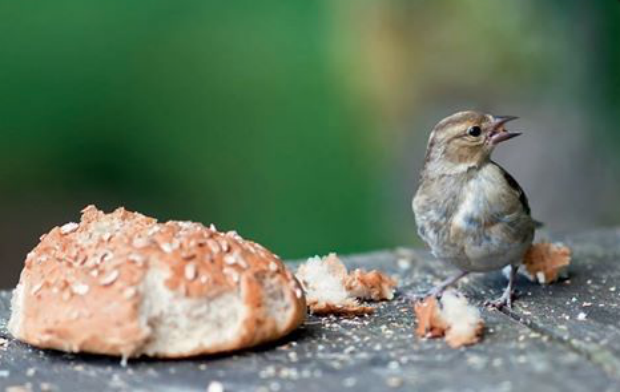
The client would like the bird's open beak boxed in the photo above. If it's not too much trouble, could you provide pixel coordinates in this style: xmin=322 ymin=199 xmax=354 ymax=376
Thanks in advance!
xmin=489 ymin=115 xmax=521 ymax=145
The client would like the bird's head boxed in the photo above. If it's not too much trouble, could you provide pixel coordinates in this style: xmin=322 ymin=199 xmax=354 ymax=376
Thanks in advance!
xmin=423 ymin=111 xmax=520 ymax=175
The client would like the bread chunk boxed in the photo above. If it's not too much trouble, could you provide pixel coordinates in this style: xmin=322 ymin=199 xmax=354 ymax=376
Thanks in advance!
xmin=296 ymin=253 xmax=396 ymax=316
xmin=8 ymin=206 xmax=306 ymax=359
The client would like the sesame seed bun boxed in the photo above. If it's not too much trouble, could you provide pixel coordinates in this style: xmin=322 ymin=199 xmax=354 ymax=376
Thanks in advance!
xmin=8 ymin=206 xmax=306 ymax=358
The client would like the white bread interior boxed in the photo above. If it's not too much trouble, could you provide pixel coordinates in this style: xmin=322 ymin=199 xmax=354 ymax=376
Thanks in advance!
xmin=414 ymin=290 xmax=484 ymax=348
xmin=438 ymin=291 xmax=483 ymax=346
xmin=137 ymin=268 xmax=244 ymax=357
xmin=296 ymin=256 xmax=351 ymax=306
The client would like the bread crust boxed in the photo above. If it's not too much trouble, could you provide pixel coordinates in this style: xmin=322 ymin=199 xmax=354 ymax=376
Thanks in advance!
xmin=8 ymin=206 xmax=306 ymax=358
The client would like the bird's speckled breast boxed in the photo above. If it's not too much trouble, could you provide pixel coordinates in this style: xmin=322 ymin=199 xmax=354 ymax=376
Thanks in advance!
xmin=413 ymin=164 xmax=534 ymax=272
xmin=413 ymin=173 xmax=467 ymax=262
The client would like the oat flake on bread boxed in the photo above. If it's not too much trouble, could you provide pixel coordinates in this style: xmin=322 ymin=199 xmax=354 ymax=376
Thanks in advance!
xmin=8 ymin=206 xmax=306 ymax=359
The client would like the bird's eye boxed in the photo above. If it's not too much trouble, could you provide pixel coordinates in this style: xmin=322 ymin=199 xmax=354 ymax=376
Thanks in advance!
xmin=467 ymin=126 xmax=482 ymax=137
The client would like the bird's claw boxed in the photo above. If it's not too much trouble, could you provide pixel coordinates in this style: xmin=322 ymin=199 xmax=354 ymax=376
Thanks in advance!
xmin=484 ymin=290 xmax=517 ymax=310
xmin=484 ymin=297 xmax=510 ymax=310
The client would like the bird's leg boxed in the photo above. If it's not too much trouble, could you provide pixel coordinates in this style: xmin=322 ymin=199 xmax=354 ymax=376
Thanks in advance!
xmin=485 ymin=264 xmax=517 ymax=310
xmin=406 ymin=271 xmax=469 ymax=300
xmin=428 ymin=271 xmax=470 ymax=297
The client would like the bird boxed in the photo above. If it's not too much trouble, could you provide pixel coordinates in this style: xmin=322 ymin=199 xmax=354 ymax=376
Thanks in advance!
xmin=412 ymin=110 xmax=536 ymax=309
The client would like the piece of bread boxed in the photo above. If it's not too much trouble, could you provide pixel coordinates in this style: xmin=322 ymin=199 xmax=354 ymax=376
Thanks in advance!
xmin=522 ymin=242 xmax=571 ymax=284
xmin=8 ymin=206 xmax=306 ymax=359
xmin=295 ymin=253 xmax=396 ymax=316
xmin=502 ymin=242 xmax=571 ymax=284
xmin=414 ymin=291 xmax=484 ymax=348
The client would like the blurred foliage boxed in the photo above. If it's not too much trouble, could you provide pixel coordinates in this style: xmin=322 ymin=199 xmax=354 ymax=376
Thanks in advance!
xmin=0 ymin=0 xmax=386 ymax=259
xmin=0 ymin=0 xmax=619 ymax=275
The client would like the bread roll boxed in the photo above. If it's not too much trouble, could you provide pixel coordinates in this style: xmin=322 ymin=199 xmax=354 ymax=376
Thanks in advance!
xmin=8 ymin=206 xmax=306 ymax=358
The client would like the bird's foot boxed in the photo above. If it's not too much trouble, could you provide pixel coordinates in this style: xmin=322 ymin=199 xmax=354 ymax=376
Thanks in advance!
xmin=484 ymin=290 xmax=517 ymax=310
xmin=486 ymin=264 xmax=519 ymax=310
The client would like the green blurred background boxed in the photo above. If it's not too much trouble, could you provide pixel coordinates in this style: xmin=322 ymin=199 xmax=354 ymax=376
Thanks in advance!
xmin=1 ymin=0 xmax=620 ymax=288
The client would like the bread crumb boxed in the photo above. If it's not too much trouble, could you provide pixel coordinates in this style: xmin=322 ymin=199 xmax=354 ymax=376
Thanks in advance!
xmin=5 ymin=386 xmax=30 ymax=392
xmin=521 ymin=243 xmax=571 ymax=284
xmin=40 ymin=383 xmax=53 ymax=392
xmin=386 ymin=376 xmax=404 ymax=388
xmin=296 ymin=253 xmax=396 ymax=316
xmin=207 ymin=381 xmax=225 ymax=392
xmin=414 ymin=291 xmax=484 ymax=348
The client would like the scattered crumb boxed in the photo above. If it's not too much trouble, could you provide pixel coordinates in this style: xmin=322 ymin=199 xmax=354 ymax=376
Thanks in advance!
xmin=207 ymin=381 xmax=224 ymax=392
xmin=397 ymin=258 xmax=411 ymax=270
xmin=386 ymin=376 xmax=404 ymax=388
xmin=577 ymin=312 xmax=587 ymax=321
xmin=5 ymin=386 xmax=31 ymax=392
xmin=342 ymin=377 xmax=357 ymax=388
xmin=296 ymin=253 xmax=396 ymax=316
xmin=40 ymin=383 xmax=53 ymax=392
xmin=413 ymin=291 xmax=484 ymax=348
xmin=0 ymin=337 xmax=8 ymax=350
xmin=522 ymin=242 xmax=571 ymax=284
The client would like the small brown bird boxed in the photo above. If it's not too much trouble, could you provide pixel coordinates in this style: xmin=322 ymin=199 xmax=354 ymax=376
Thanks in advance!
xmin=413 ymin=110 xmax=535 ymax=309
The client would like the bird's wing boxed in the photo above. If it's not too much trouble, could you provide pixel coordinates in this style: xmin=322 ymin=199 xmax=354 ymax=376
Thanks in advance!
xmin=482 ymin=162 xmax=537 ymax=244
xmin=492 ymin=162 xmax=531 ymax=216
xmin=492 ymin=162 xmax=546 ymax=227
xmin=454 ymin=162 xmax=536 ymax=266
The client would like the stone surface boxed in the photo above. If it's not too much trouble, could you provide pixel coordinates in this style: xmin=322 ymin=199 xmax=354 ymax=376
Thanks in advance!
xmin=2 ymin=228 xmax=620 ymax=391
